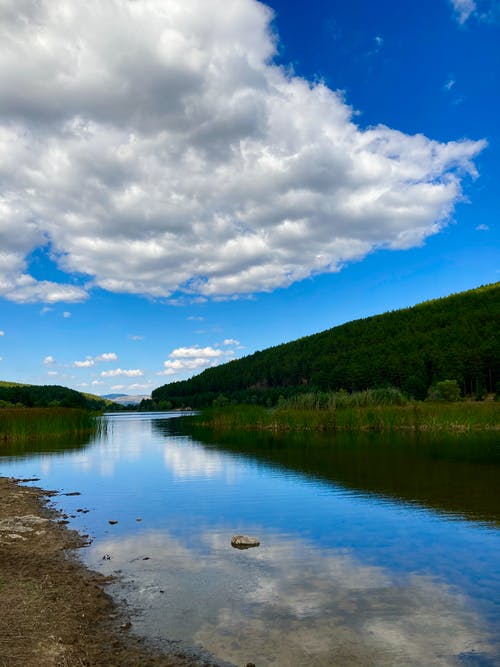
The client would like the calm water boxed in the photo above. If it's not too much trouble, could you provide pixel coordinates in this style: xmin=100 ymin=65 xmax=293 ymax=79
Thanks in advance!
xmin=1 ymin=412 xmax=499 ymax=666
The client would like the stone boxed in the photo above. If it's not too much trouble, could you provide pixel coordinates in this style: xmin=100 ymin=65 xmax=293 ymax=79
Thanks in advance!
xmin=231 ymin=535 xmax=260 ymax=549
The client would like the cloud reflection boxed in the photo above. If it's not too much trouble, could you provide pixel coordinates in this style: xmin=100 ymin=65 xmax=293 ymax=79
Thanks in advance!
xmin=163 ymin=441 xmax=236 ymax=481
xmin=86 ymin=529 xmax=494 ymax=666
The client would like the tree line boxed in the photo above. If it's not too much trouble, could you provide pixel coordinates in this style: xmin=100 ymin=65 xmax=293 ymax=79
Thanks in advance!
xmin=151 ymin=283 xmax=500 ymax=409
xmin=0 ymin=384 xmax=111 ymax=411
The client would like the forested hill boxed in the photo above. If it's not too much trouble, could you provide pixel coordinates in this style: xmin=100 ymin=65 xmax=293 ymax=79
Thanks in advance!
xmin=0 ymin=382 xmax=112 ymax=410
xmin=152 ymin=283 xmax=500 ymax=408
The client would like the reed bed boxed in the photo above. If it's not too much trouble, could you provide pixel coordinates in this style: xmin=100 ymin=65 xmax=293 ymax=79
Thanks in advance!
xmin=195 ymin=400 xmax=499 ymax=433
xmin=0 ymin=408 xmax=101 ymax=443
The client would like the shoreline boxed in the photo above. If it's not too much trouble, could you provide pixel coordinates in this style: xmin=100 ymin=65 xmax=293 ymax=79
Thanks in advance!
xmin=0 ymin=476 xmax=216 ymax=667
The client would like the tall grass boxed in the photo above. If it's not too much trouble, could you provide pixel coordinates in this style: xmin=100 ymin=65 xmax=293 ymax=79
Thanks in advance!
xmin=194 ymin=398 xmax=499 ymax=433
xmin=0 ymin=408 xmax=102 ymax=443
xmin=279 ymin=388 xmax=409 ymax=410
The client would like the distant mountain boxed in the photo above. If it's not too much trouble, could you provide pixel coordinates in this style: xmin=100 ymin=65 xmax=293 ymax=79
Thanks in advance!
xmin=153 ymin=283 xmax=500 ymax=408
xmin=102 ymin=393 xmax=151 ymax=406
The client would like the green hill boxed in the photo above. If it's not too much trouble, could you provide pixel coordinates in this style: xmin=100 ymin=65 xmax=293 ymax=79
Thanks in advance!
xmin=152 ymin=283 xmax=500 ymax=408
xmin=0 ymin=383 xmax=114 ymax=411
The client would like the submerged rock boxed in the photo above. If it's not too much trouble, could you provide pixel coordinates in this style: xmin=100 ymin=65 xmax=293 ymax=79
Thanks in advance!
xmin=231 ymin=535 xmax=260 ymax=549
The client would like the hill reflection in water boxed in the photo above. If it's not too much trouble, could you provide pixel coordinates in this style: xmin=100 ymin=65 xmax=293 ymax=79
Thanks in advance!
xmin=164 ymin=419 xmax=500 ymax=526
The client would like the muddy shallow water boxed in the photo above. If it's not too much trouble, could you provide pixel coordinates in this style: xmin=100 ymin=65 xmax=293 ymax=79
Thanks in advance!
xmin=1 ymin=412 xmax=499 ymax=666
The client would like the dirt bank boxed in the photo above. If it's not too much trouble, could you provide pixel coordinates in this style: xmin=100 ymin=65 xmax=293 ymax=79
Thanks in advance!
xmin=0 ymin=477 xmax=216 ymax=667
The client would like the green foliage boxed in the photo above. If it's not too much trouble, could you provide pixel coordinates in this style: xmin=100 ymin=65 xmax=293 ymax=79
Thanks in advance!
xmin=153 ymin=283 xmax=500 ymax=408
xmin=213 ymin=394 xmax=230 ymax=407
xmin=0 ymin=383 xmax=110 ymax=411
xmin=193 ymin=401 xmax=499 ymax=433
xmin=0 ymin=408 xmax=102 ymax=442
xmin=428 ymin=379 xmax=461 ymax=402
xmin=280 ymin=388 xmax=409 ymax=409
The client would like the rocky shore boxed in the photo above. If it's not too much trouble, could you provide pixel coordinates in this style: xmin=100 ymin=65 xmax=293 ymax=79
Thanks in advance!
xmin=0 ymin=476 xmax=214 ymax=667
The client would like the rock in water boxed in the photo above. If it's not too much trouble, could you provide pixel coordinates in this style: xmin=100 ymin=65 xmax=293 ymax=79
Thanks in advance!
xmin=231 ymin=535 xmax=260 ymax=549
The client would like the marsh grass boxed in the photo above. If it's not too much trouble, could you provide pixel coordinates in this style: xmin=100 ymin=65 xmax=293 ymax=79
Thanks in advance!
xmin=0 ymin=408 xmax=101 ymax=443
xmin=195 ymin=399 xmax=499 ymax=433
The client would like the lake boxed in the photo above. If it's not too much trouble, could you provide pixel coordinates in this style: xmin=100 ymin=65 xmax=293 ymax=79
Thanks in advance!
xmin=1 ymin=412 xmax=499 ymax=666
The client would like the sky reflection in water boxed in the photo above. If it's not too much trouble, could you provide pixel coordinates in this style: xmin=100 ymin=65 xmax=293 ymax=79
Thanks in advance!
xmin=0 ymin=412 xmax=499 ymax=666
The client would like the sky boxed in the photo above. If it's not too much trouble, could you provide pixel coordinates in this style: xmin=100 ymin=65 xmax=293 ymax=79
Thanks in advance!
xmin=0 ymin=0 xmax=498 ymax=396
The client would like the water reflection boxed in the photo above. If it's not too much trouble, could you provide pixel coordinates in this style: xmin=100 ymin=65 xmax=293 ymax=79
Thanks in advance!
xmin=1 ymin=413 xmax=499 ymax=666
xmin=88 ymin=528 xmax=494 ymax=667
xmin=0 ymin=430 xmax=94 ymax=461
xmin=167 ymin=420 xmax=500 ymax=526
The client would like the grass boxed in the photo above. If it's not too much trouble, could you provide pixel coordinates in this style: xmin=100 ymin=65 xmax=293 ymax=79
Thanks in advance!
xmin=0 ymin=408 xmax=102 ymax=443
xmin=193 ymin=396 xmax=500 ymax=433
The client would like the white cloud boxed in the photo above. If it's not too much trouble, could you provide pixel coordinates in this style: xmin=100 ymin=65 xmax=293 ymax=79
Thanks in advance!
xmin=444 ymin=78 xmax=456 ymax=91
xmin=47 ymin=370 xmax=58 ymax=376
xmin=91 ymin=380 xmax=105 ymax=385
xmin=171 ymin=346 xmax=224 ymax=359
xmin=95 ymin=352 xmax=118 ymax=362
xmin=74 ymin=352 xmax=117 ymax=367
xmin=43 ymin=355 xmax=55 ymax=365
xmin=0 ymin=0 xmax=486 ymax=303
xmin=0 ymin=274 xmax=87 ymax=304
xmin=0 ymin=357 xmax=3 ymax=361
xmin=101 ymin=368 xmax=144 ymax=377
xmin=160 ymin=342 xmax=239 ymax=377
xmin=450 ymin=0 xmax=476 ymax=23
xmin=74 ymin=358 xmax=95 ymax=368
xmin=187 ymin=316 xmax=205 ymax=321
xmin=63 ymin=311 xmax=71 ymax=318
xmin=128 ymin=335 xmax=144 ymax=341
xmin=111 ymin=385 xmax=125 ymax=391
xmin=0 ymin=330 xmax=4 ymax=336
xmin=475 ymin=223 xmax=489 ymax=231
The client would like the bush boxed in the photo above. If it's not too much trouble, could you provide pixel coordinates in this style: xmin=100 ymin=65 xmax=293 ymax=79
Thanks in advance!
xmin=428 ymin=379 xmax=461 ymax=402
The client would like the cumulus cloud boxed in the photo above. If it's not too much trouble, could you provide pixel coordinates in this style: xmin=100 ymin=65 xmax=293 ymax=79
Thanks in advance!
xmin=0 ymin=0 xmax=486 ymax=303
xmin=74 ymin=352 xmax=118 ymax=367
xmin=95 ymin=352 xmax=118 ymax=362
xmin=170 ymin=346 xmax=223 ymax=359
xmin=223 ymin=338 xmax=240 ymax=346
xmin=160 ymin=343 xmax=236 ymax=376
xmin=74 ymin=358 xmax=95 ymax=368
xmin=475 ymin=223 xmax=489 ymax=231
xmin=43 ymin=355 xmax=55 ymax=365
xmin=101 ymin=368 xmax=144 ymax=377
xmin=0 ymin=330 xmax=4 ymax=336
xmin=63 ymin=311 xmax=71 ymax=318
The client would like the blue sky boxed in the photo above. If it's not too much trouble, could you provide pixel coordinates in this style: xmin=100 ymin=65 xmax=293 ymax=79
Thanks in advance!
xmin=0 ymin=0 xmax=498 ymax=395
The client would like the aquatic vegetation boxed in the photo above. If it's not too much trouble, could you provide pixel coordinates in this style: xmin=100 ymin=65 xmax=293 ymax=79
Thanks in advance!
xmin=193 ymin=399 xmax=499 ymax=433
xmin=0 ymin=408 xmax=103 ymax=443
